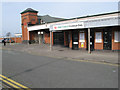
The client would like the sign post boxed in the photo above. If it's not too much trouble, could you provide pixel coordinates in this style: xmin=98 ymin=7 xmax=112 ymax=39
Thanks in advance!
xmin=88 ymin=28 xmax=91 ymax=53
xmin=38 ymin=31 xmax=41 ymax=44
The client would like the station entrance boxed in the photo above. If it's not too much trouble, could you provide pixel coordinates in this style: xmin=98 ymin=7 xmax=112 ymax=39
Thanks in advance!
xmin=53 ymin=31 xmax=64 ymax=45
xmin=103 ymin=29 xmax=112 ymax=50
xmin=72 ymin=30 xmax=79 ymax=50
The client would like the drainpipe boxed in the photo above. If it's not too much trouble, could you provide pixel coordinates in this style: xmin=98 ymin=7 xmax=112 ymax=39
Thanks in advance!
xmin=88 ymin=28 xmax=91 ymax=53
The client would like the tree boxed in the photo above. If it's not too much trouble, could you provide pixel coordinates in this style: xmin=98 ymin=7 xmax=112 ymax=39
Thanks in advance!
xmin=6 ymin=32 xmax=11 ymax=38
xmin=6 ymin=32 xmax=11 ymax=43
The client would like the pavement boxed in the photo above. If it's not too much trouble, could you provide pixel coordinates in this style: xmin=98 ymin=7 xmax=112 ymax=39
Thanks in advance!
xmin=0 ymin=43 xmax=119 ymax=64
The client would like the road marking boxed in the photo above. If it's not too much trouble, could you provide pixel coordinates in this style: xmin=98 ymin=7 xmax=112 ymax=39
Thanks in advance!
xmin=0 ymin=78 xmax=21 ymax=89
xmin=0 ymin=74 xmax=30 ymax=90
xmin=66 ymin=59 xmax=119 ymax=67
xmin=27 ymin=51 xmax=119 ymax=67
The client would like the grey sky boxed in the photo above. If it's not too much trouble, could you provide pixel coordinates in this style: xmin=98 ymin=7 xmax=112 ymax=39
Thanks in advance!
xmin=1 ymin=2 xmax=118 ymax=37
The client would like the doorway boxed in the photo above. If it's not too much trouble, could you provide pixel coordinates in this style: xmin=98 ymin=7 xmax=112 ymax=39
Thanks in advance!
xmin=103 ymin=29 xmax=112 ymax=50
xmin=90 ymin=30 xmax=95 ymax=51
xmin=72 ymin=30 xmax=79 ymax=50
xmin=53 ymin=31 xmax=64 ymax=45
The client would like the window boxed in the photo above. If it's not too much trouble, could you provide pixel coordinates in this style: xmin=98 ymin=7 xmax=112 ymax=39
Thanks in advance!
xmin=79 ymin=32 xmax=85 ymax=42
xmin=95 ymin=32 xmax=102 ymax=43
xmin=114 ymin=31 xmax=120 ymax=42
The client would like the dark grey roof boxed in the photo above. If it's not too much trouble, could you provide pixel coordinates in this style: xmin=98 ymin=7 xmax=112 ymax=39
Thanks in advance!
xmin=37 ymin=15 xmax=66 ymax=23
xmin=21 ymin=8 xmax=38 ymax=14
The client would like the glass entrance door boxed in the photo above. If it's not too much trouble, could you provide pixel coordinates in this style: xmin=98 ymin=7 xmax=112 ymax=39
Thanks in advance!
xmin=72 ymin=30 xmax=79 ymax=50
xmin=90 ymin=30 xmax=95 ymax=51
xmin=103 ymin=30 xmax=112 ymax=50
xmin=53 ymin=32 xmax=64 ymax=45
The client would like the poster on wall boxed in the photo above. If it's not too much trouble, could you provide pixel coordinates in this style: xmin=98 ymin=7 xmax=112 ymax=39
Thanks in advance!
xmin=81 ymin=42 xmax=84 ymax=47
xmin=95 ymin=32 xmax=102 ymax=43
xmin=79 ymin=33 xmax=85 ymax=42
xmin=114 ymin=31 xmax=120 ymax=42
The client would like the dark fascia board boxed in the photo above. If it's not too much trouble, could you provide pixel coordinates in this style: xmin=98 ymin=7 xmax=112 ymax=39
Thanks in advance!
xmin=46 ymin=11 xmax=120 ymax=24
xmin=21 ymin=11 xmax=38 ymax=14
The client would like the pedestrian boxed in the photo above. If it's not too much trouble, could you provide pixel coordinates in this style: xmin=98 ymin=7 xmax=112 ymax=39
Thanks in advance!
xmin=3 ymin=39 xmax=6 ymax=46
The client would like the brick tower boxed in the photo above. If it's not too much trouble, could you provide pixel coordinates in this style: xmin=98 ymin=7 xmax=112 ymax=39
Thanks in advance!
xmin=21 ymin=8 xmax=38 ymax=42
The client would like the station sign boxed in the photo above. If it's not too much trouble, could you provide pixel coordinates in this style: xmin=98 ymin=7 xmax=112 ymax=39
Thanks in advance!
xmin=52 ymin=22 xmax=84 ymax=30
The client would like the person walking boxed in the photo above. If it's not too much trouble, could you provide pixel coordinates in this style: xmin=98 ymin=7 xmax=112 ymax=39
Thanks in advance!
xmin=3 ymin=39 xmax=6 ymax=46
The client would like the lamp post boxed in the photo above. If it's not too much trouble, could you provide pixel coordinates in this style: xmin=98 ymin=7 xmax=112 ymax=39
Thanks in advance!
xmin=88 ymin=28 xmax=91 ymax=54
xmin=38 ymin=31 xmax=41 ymax=44
xmin=50 ymin=31 xmax=52 ymax=51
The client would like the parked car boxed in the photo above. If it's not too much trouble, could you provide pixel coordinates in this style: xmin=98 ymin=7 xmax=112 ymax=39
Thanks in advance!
xmin=3 ymin=38 xmax=15 ymax=43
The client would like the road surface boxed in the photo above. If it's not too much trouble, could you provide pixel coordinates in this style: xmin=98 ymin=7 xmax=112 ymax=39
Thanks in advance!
xmin=1 ymin=49 xmax=118 ymax=88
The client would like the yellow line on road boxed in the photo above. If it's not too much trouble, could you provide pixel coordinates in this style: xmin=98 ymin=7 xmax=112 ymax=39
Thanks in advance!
xmin=28 ymin=51 xmax=119 ymax=67
xmin=0 ymin=74 xmax=30 ymax=89
xmin=67 ymin=59 xmax=119 ymax=67
xmin=0 ymin=78 xmax=22 ymax=89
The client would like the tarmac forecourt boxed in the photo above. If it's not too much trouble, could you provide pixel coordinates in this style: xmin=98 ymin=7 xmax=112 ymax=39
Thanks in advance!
xmin=0 ymin=74 xmax=30 ymax=90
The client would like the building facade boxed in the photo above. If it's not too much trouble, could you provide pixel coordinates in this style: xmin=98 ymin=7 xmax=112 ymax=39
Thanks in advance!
xmin=21 ymin=8 xmax=120 ymax=51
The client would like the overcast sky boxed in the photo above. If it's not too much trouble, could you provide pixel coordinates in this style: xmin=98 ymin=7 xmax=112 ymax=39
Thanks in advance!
xmin=1 ymin=2 xmax=118 ymax=37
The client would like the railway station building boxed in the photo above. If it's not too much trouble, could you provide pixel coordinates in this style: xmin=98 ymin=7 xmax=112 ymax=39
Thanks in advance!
xmin=21 ymin=8 xmax=120 ymax=52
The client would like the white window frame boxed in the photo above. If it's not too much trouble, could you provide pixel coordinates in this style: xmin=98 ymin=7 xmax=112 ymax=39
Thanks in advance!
xmin=114 ymin=31 xmax=120 ymax=42
xmin=95 ymin=32 xmax=102 ymax=43
xmin=79 ymin=32 xmax=85 ymax=42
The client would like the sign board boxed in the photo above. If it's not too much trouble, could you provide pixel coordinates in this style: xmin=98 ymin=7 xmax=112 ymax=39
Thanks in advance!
xmin=73 ymin=42 xmax=78 ymax=44
xmin=28 ymin=24 xmax=50 ymax=31
xmin=81 ymin=42 xmax=84 ymax=47
xmin=95 ymin=32 xmax=102 ymax=43
xmin=79 ymin=32 xmax=85 ymax=42
xmin=53 ymin=22 xmax=84 ymax=30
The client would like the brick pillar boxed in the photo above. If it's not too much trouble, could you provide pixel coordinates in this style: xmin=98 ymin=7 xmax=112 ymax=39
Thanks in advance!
xmin=69 ymin=31 xmax=72 ymax=48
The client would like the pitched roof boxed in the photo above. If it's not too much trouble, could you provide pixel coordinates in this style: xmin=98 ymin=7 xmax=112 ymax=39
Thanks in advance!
xmin=45 ymin=11 xmax=120 ymax=23
xmin=37 ymin=15 xmax=66 ymax=23
xmin=21 ymin=8 xmax=38 ymax=14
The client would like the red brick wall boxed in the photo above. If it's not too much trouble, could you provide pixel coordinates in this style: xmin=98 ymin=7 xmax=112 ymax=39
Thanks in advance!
xmin=11 ymin=37 xmax=22 ymax=43
xmin=64 ymin=32 xmax=66 ymax=46
xmin=44 ymin=33 xmax=50 ymax=44
xmin=0 ymin=38 xmax=3 ymax=40
xmin=0 ymin=37 xmax=22 ymax=43
xmin=64 ymin=32 xmax=69 ymax=46
xmin=29 ymin=31 xmax=37 ymax=40
xmin=69 ymin=31 xmax=72 ymax=48
xmin=21 ymin=12 xmax=38 ymax=41
xmin=112 ymin=27 xmax=120 ymax=50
